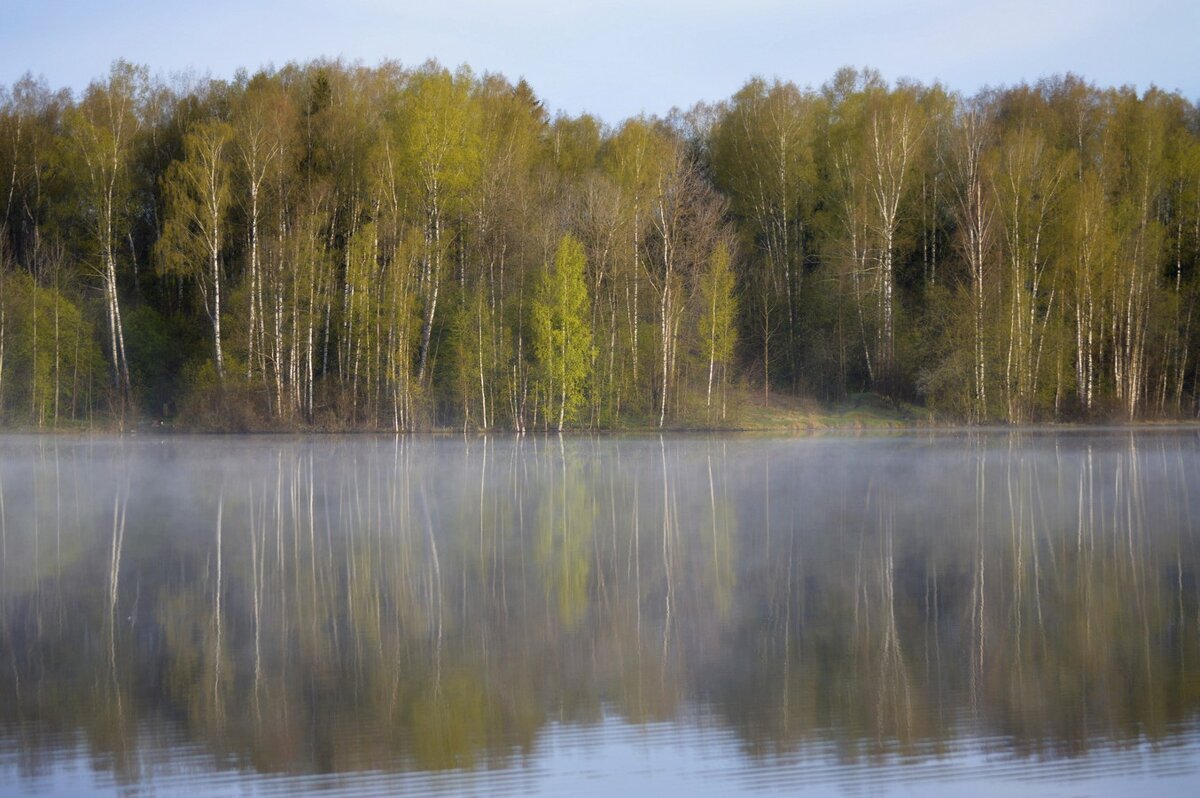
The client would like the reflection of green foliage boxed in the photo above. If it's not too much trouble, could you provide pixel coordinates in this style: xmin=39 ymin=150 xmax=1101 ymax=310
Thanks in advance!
xmin=157 ymin=587 xmax=233 ymax=728
xmin=406 ymin=670 xmax=493 ymax=770
xmin=536 ymin=454 xmax=595 ymax=629
xmin=703 ymin=495 xmax=737 ymax=620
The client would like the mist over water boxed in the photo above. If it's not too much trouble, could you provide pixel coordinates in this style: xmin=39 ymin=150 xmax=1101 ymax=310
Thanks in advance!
xmin=1 ymin=431 xmax=1199 ymax=796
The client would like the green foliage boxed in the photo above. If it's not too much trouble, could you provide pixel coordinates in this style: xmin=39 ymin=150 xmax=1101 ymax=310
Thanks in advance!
xmin=0 ymin=269 xmax=102 ymax=426
xmin=699 ymin=242 xmax=737 ymax=367
xmin=698 ymin=240 xmax=737 ymax=416
xmin=392 ymin=64 xmax=482 ymax=217
xmin=532 ymin=235 xmax=594 ymax=429
xmin=156 ymin=120 xmax=233 ymax=281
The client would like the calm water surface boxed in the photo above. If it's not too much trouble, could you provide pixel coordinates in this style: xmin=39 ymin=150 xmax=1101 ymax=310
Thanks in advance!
xmin=1 ymin=431 xmax=1199 ymax=796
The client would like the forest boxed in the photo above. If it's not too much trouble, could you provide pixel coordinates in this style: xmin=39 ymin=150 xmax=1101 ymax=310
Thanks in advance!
xmin=1 ymin=60 xmax=1198 ymax=430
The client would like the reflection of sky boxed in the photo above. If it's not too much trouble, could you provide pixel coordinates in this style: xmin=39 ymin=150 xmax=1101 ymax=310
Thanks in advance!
xmin=4 ymin=711 xmax=1199 ymax=796
xmin=1 ymin=1 xmax=1197 ymax=123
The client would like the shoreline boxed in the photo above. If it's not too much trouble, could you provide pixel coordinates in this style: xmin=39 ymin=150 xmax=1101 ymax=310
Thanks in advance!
xmin=5 ymin=418 xmax=1200 ymax=437
xmin=3 ymin=391 xmax=1198 ymax=437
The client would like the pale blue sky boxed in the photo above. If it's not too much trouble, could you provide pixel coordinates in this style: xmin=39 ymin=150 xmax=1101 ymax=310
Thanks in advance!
xmin=2 ymin=0 xmax=1197 ymax=121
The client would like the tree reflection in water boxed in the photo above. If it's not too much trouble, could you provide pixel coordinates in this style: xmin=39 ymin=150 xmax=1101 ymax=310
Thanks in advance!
xmin=0 ymin=432 xmax=1198 ymax=790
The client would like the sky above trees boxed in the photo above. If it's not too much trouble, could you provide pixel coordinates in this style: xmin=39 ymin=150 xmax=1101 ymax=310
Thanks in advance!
xmin=2 ymin=0 xmax=1197 ymax=122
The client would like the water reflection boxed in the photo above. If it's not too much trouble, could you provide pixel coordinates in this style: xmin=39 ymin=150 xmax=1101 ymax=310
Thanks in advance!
xmin=1 ymin=432 xmax=1199 ymax=794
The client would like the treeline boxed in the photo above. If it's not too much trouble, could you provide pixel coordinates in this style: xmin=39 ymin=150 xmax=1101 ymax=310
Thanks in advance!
xmin=0 ymin=60 xmax=1198 ymax=429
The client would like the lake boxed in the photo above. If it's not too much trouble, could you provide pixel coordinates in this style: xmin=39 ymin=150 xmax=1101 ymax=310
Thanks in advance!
xmin=1 ymin=431 xmax=1199 ymax=796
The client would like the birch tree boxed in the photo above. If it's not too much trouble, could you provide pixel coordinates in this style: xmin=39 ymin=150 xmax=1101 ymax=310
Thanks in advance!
xmin=65 ymin=61 xmax=146 ymax=416
xmin=231 ymin=75 xmax=286 ymax=385
xmin=862 ymin=86 xmax=924 ymax=390
xmin=823 ymin=72 xmax=924 ymax=394
xmin=394 ymin=64 xmax=481 ymax=383
xmin=992 ymin=123 xmax=1069 ymax=422
xmin=698 ymin=239 xmax=737 ymax=420
xmin=711 ymin=79 xmax=816 ymax=391
xmin=157 ymin=118 xmax=233 ymax=382
xmin=946 ymin=103 xmax=996 ymax=420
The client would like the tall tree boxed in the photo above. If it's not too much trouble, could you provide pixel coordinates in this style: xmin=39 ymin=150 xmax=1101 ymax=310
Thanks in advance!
xmin=157 ymin=117 xmax=233 ymax=381
xmin=946 ymin=102 xmax=996 ymax=420
xmin=712 ymin=79 xmax=816 ymax=392
xmin=532 ymin=234 xmax=593 ymax=431
xmin=394 ymin=64 xmax=481 ymax=383
xmin=698 ymin=239 xmax=737 ymax=419
xmin=230 ymin=73 xmax=287 ymax=385
xmin=65 ymin=61 xmax=147 ymax=416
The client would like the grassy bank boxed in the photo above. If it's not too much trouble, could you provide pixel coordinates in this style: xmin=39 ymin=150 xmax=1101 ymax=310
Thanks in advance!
xmin=719 ymin=391 xmax=926 ymax=432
